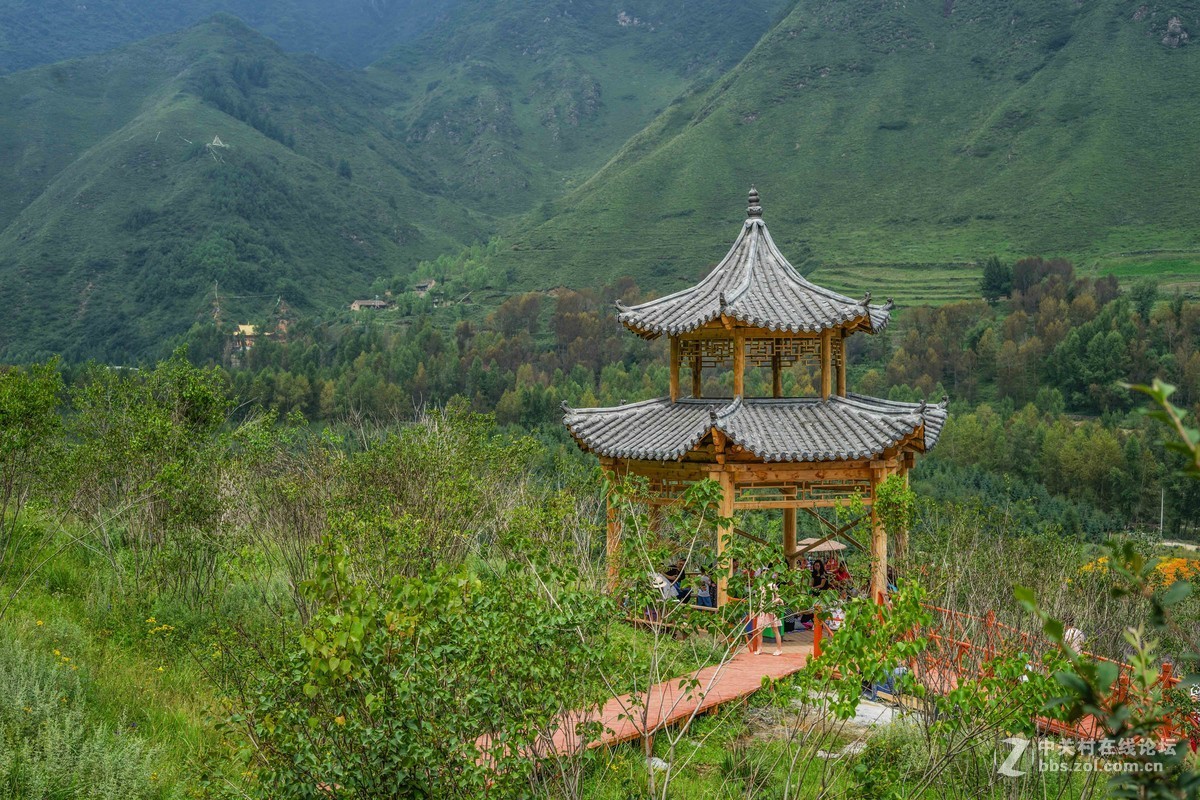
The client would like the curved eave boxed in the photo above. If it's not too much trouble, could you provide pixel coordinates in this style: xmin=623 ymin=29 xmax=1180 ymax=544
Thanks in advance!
xmin=563 ymin=394 xmax=946 ymax=464
xmin=618 ymin=307 xmax=892 ymax=339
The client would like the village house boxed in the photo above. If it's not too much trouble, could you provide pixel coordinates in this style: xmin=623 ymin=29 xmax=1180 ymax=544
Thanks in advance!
xmin=350 ymin=299 xmax=393 ymax=311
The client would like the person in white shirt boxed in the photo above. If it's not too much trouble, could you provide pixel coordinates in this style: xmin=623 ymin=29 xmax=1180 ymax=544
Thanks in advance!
xmin=650 ymin=572 xmax=678 ymax=601
xmin=1063 ymin=617 xmax=1086 ymax=651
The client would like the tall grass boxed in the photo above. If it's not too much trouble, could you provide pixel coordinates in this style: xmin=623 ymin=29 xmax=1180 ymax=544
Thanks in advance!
xmin=0 ymin=638 xmax=179 ymax=800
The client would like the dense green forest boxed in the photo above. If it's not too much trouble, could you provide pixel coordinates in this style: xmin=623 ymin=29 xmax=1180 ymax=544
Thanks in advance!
xmin=176 ymin=255 xmax=1200 ymax=537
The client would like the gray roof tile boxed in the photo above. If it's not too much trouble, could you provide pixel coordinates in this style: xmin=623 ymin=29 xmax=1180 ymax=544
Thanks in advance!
xmin=616 ymin=215 xmax=893 ymax=338
xmin=563 ymin=394 xmax=947 ymax=463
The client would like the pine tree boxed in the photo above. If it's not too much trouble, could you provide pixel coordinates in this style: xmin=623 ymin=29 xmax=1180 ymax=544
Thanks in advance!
xmin=980 ymin=256 xmax=1013 ymax=303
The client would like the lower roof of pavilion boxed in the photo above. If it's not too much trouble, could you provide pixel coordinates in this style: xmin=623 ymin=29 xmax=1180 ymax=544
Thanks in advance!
xmin=563 ymin=393 xmax=947 ymax=464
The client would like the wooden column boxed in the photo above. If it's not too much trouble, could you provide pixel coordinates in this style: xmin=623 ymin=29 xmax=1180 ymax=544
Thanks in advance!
xmin=783 ymin=506 xmax=797 ymax=567
xmin=715 ymin=469 xmax=734 ymax=607
xmin=894 ymin=452 xmax=915 ymax=559
xmin=820 ymin=329 xmax=832 ymax=400
xmin=691 ymin=355 xmax=702 ymax=398
xmin=669 ymin=337 xmax=680 ymax=402
xmin=733 ymin=330 xmax=746 ymax=398
xmin=606 ymin=486 xmax=621 ymax=591
xmin=771 ymin=349 xmax=783 ymax=398
xmin=868 ymin=463 xmax=888 ymax=603
xmin=837 ymin=330 xmax=847 ymax=397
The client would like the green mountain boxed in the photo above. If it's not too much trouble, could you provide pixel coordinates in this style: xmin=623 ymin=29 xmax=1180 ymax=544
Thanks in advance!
xmin=0 ymin=16 xmax=484 ymax=361
xmin=0 ymin=2 xmax=791 ymax=361
xmin=494 ymin=0 xmax=1200 ymax=303
xmin=364 ymin=0 xmax=790 ymax=213
xmin=0 ymin=0 xmax=458 ymax=73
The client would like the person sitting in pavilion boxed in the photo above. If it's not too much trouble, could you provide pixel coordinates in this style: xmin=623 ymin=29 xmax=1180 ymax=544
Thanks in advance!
xmin=829 ymin=558 xmax=853 ymax=596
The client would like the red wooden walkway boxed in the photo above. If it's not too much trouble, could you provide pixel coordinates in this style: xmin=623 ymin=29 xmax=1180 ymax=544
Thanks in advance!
xmin=542 ymin=631 xmax=816 ymax=756
xmin=513 ymin=604 xmax=1184 ymax=762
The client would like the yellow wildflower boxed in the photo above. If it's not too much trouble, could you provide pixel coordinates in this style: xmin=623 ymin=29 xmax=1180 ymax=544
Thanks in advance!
xmin=35 ymin=620 xmax=43 ymax=626
xmin=1154 ymin=557 xmax=1200 ymax=586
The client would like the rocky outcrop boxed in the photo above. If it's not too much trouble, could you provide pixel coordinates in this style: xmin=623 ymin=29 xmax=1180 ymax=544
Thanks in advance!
xmin=1163 ymin=16 xmax=1190 ymax=47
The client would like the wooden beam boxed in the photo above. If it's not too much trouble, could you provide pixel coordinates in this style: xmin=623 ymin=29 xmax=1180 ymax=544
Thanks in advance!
xmin=727 ymin=465 xmax=874 ymax=481
xmin=683 ymin=322 xmax=863 ymax=341
xmin=683 ymin=324 xmax=817 ymax=340
xmin=821 ymin=328 xmax=832 ymax=400
xmin=669 ymin=337 xmax=680 ymax=402
xmin=733 ymin=526 xmax=771 ymax=546
xmin=837 ymin=330 xmax=847 ymax=397
xmin=691 ymin=355 xmax=702 ymax=398
xmin=734 ymin=498 xmax=874 ymax=510
xmin=801 ymin=507 xmax=868 ymax=552
xmin=733 ymin=329 xmax=746 ymax=398
xmin=772 ymin=350 xmax=783 ymax=398
xmin=712 ymin=428 xmax=727 ymax=465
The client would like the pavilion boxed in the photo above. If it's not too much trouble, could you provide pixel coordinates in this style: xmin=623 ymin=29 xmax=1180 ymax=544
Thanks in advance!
xmin=563 ymin=189 xmax=947 ymax=605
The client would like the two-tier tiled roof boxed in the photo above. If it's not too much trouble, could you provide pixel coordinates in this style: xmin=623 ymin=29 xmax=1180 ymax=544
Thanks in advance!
xmin=563 ymin=394 xmax=946 ymax=463
xmin=616 ymin=189 xmax=894 ymax=338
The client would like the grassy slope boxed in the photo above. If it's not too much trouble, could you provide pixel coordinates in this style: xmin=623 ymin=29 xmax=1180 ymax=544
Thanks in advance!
xmin=0 ymin=17 xmax=485 ymax=361
xmin=492 ymin=0 xmax=1200 ymax=304
xmin=365 ymin=0 xmax=790 ymax=215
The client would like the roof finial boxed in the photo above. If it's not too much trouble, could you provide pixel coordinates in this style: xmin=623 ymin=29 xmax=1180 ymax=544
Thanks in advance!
xmin=747 ymin=186 xmax=762 ymax=218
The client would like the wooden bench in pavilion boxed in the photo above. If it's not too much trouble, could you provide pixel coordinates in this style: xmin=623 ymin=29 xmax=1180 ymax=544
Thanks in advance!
xmin=563 ymin=188 xmax=948 ymax=605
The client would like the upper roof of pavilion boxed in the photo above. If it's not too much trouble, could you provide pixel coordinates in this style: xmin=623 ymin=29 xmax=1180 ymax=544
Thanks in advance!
xmin=616 ymin=188 xmax=894 ymax=339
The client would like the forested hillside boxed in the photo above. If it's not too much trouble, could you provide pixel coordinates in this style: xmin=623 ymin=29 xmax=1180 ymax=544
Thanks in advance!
xmin=0 ymin=17 xmax=485 ymax=361
xmin=496 ymin=0 xmax=1200 ymax=298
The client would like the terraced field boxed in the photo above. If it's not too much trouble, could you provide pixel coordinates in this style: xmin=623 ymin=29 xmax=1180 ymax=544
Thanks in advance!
xmin=810 ymin=262 xmax=982 ymax=307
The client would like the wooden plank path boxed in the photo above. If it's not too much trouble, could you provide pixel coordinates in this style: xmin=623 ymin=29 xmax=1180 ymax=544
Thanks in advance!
xmin=544 ymin=632 xmax=816 ymax=756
